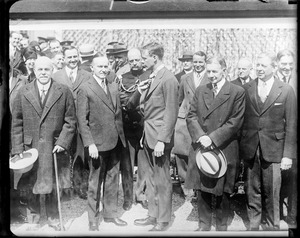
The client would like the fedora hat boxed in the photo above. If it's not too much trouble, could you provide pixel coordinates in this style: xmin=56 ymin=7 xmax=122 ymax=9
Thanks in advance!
xmin=178 ymin=51 xmax=193 ymax=61
xmin=10 ymin=148 xmax=38 ymax=174
xmin=196 ymin=146 xmax=227 ymax=178
xmin=79 ymin=43 xmax=97 ymax=57
xmin=110 ymin=42 xmax=128 ymax=55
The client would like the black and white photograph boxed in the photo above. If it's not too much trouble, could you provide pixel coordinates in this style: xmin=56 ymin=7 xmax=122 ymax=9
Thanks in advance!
xmin=1 ymin=0 xmax=297 ymax=237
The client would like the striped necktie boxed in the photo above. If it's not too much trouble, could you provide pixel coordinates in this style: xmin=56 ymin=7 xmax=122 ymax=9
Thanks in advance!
xmin=41 ymin=87 xmax=47 ymax=104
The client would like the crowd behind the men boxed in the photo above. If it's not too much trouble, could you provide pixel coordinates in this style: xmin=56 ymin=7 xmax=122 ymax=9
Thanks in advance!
xmin=9 ymin=31 xmax=297 ymax=232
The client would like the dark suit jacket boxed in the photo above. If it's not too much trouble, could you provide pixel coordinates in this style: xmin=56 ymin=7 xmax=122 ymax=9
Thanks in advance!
xmin=52 ymin=67 xmax=93 ymax=103
xmin=127 ymin=67 xmax=179 ymax=150
xmin=240 ymin=78 xmax=297 ymax=162
xmin=185 ymin=80 xmax=245 ymax=195
xmin=231 ymin=77 xmax=253 ymax=87
xmin=173 ymin=71 xmax=209 ymax=156
xmin=9 ymin=70 xmax=28 ymax=112
xmin=175 ymin=70 xmax=185 ymax=84
xmin=76 ymin=77 xmax=126 ymax=151
xmin=11 ymin=80 xmax=76 ymax=194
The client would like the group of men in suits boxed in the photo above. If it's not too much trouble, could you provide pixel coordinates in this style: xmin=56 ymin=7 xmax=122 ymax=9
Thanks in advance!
xmin=9 ymin=30 xmax=297 ymax=232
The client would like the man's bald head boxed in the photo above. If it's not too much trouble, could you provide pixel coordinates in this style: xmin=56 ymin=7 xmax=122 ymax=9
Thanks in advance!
xmin=237 ymin=58 xmax=253 ymax=80
xmin=91 ymin=56 xmax=109 ymax=79
xmin=128 ymin=48 xmax=143 ymax=71
xmin=34 ymin=56 xmax=54 ymax=84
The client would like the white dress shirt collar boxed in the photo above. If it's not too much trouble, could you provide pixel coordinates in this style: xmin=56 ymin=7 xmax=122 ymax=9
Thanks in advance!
xmin=213 ymin=77 xmax=226 ymax=96
xmin=36 ymin=79 xmax=51 ymax=95
xmin=65 ymin=66 xmax=78 ymax=79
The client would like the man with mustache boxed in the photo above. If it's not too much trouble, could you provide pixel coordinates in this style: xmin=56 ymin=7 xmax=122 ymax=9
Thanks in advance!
xmin=118 ymin=48 xmax=151 ymax=211
xmin=11 ymin=56 xmax=76 ymax=227
xmin=231 ymin=58 xmax=253 ymax=86
xmin=53 ymin=46 xmax=93 ymax=200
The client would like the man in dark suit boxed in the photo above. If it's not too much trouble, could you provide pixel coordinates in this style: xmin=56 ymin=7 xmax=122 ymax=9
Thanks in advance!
xmin=11 ymin=56 xmax=76 ymax=226
xmin=128 ymin=42 xmax=179 ymax=231
xmin=53 ymin=46 xmax=93 ymax=200
xmin=77 ymin=56 xmax=128 ymax=231
xmin=240 ymin=52 xmax=297 ymax=230
xmin=9 ymin=31 xmax=26 ymax=75
xmin=118 ymin=48 xmax=151 ymax=211
xmin=78 ymin=43 xmax=98 ymax=73
xmin=175 ymin=51 xmax=193 ymax=83
xmin=275 ymin=49 xmax=297 ymax=229
xmin=38 ymin=37 xmax=52 ymax=58
xmin=186 ymin=56 xmax=245 ymax=231
xmin=231 ymin=58 xmax=253 ymax=86
xmin=173 ymin=51 xmax=209 ymax=200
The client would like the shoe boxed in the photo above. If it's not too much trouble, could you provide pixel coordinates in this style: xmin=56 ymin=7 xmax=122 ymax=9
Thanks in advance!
xmin=78 ymin=189 xmax=87 ymax=200
xmin=195 ymin=226 xmax=211 ymax=231
xmin=149 ymin=222 xmax=169 ymax=231
xmin=123 ymin=201 xmax=133 ymax=211
xmin=48 ymin=217 xmax=63 ymax=231
xmin=135 ymin=199 xmax=148 ymax=209
xmin=134 ymin=216 xmax=156 ymax=226
xmin=89 ymin=222 xmax=99 ymax=231
xmin=104 ymin=218 xmax=127 ymax=226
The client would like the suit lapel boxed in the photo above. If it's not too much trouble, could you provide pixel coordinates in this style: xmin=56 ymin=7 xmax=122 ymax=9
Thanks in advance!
xmin=23 ymin=82 xmax=43 ymax=117
xmin=145 ymin=67 xmax=166 ymax=99
xmin=260 ymin=79 xmax=283 ymax=115
xmin=107 ymin=82 xmax=117 ymax=111
xmin=62 ymin=68 xmax=73 ymax=89
xmin=186 ymin=73 xmax=196 ymax=94
xmin=9 ymin=76 xmax=19 ymax=94
xmin=73 ymin=69 xmax=85 ymax=91
xmin=88 ymin=78 xmax=115 ymax=112
xmin=40 ymin=81 xmax=63 ymax=123
xmin=203 ymin=81 xmax=231 ymax=119
xmin=248 ymin=79 xmax=260 ymax=114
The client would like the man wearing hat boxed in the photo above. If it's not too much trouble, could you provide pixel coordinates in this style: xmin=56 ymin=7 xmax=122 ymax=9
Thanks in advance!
xmin=240 ymin=52 xmax=296 ymax=231
xmin=106 ymin=41 xmax=118 ymax=71
xmin=37 ymin=37 xmax=51 ymax=57
xmin=10 ymin=56 xmax=76 ymax=226
xmin=78 ymin=43 xmax=98 ymax=73
xmin=112 ymin=42 xmax=130 ymax=77
xmin=175 ymin=51 xmax=193 ymax=83
xmin=60 ymin=40 xmax=73 ymax=51
xmin=186 ymin=56 xmax=245 ymax=231
xmin=23 ymin=47 xmax=38 ymax=83
xmin=173 ymin=51 xmax=209 ymax=200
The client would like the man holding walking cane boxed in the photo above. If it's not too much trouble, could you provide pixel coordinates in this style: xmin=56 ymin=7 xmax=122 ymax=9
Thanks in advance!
xmin=10 ymin=56 xmax=76 ymax=228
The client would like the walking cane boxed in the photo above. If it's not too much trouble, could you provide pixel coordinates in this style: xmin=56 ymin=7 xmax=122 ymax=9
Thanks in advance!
xmin=53 ymin=152 xmax=65 ymax=231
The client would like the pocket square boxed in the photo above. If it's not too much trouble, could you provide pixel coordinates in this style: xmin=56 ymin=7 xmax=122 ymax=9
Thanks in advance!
xmin=274 ymin=102 xmax=283 ymax=106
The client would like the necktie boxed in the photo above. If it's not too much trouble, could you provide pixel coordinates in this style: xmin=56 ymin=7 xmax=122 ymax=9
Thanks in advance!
xmin=212 ymin=83 xmax=218 ymax=98
xmin=259 ymin=81 xmax=268 ymax=103
xmin=41 ymin=87 xmax=46 ymax=104
xmin=69 ymin=70 xmax=74 ymax=83
xmin=283 ymin=76 xmax=287 ymax=83
xmin=100 ymin=80 xmax=107 ymax=94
